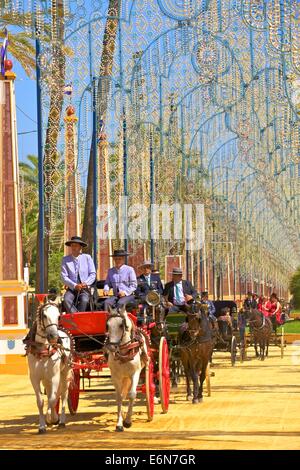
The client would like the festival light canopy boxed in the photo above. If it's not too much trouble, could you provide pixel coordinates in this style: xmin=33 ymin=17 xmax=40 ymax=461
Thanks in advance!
xmin=2 ymin=0 xmax=300 ymax=294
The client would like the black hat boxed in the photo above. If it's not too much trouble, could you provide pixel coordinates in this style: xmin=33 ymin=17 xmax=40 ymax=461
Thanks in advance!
xmin=48 ymin=288 xmax=58 ymax=294
xmin=201 ymin=291 xmax=209 ymax=297
xmin=65 ymin=236 xmax=87 ymax=247
xmin=110 ymin=249 xmax=131 ymax=257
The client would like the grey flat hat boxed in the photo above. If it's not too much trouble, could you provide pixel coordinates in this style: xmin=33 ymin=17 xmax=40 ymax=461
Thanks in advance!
xmin=169 ymin=267 xmax=183 ymax=275
xmin=139 ymin=259 xmax=154 ymax=268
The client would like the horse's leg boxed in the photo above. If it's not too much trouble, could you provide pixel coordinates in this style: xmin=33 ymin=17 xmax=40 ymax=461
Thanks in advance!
xmin=191 ymin=366 xmax=200 ymax=404
xmin=261 ymin=338 xmax=266 ymax=361
xmin=115 ymin=386 xmax=124 ymax=432
xmin=124 ymin=369 xmax=140 ymax=428
xmin=183 ymin=364 xmax=192 ymax=401
xmin=113 ymin=377 xmax=128 ymax=432
xmin=198 ymin=362 xmax=207 ymax=402
xmin=46 ymin=374 xmax=60 ymax=425
xmin=58 ymin=367 xmax=71 ymax=428
xmin=266 ymin=338 xmax=269 ymax=357
xmin=254 ymin=338 xmax=259 ymax=357
xmin=30 ymin=374 xmax=46 ymax=434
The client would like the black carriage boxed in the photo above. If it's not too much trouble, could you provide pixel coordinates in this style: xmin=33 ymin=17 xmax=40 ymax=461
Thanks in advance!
xmin=212 ymin=300 xmax=243 ymax=365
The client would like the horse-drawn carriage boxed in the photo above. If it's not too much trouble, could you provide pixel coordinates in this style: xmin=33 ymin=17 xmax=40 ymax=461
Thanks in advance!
xmin=25 ymin=287 xmax=171 ymax=432
xmin=58 ymin=288 xmax=171 ymax=421
xmin=212 ymin=300 xmax=240 ymax=365
xmin=246 ymin=308 xmax=286 ymax=360
xmin=164 ymin=301 xmax=212 ymax=398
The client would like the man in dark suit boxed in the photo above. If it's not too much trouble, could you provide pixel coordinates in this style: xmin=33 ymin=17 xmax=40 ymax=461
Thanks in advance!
xmin=136 ymin=260 xmax=163 ymax=302
xmin=163 ymin=267 xmax=197 ymax=313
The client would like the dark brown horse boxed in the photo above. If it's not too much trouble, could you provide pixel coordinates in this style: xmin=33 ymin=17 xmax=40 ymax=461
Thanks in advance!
xmin=248 ymin=309 xmax=272 ymax=360
xmin=179 ymin=304 xmax=213 ymax=404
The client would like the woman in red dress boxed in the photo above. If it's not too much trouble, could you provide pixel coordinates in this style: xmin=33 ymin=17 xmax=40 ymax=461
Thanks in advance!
xmin=264 ymin=293 xmax=282 ymax=330
xmin=258 ymin=296 xmax=268 ymax=317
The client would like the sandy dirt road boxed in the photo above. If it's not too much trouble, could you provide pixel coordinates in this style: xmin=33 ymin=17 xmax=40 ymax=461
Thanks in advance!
xmin=0 ymin=345 xmax=300 ymax=450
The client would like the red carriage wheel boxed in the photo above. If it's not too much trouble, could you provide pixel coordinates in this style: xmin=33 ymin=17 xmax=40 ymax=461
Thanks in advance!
xmin=68 ymin=368 xmax=80 ymax=415
xmin=159 ymin=336 xmax=170 ymax=413
xmin=145 ymin=358 xmax=155 ymax=421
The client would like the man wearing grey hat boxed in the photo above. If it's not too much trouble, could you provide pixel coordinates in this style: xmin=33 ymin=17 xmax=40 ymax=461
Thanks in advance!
xmin=103 ymin=249 xmax=137 ymax=310
xmin=136 ymin=260 xmax=163 ymax=302
xmin=61 ymin=236 xmax=96 ymax=313
xmin=163 ymin=267 xmax=197 ymax=313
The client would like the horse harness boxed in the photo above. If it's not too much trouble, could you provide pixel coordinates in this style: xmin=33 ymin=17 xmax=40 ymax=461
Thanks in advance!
xmin=105 ymin=314 xmax=146 ymax=363
xmin=24 ymin=302 xmax=69 ymax=360
xmin=249 ymin=312 xmax=266 ymax=331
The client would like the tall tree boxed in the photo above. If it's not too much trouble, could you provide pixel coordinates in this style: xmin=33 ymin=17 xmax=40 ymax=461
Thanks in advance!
xmin=36 ymin=0 xmax=66 ymax=292
xmin=82 ymin=0 xmax=120 ymax=254
xmin=290 ymin=267 xmax=300 ymax=309
xmin=19 ymin=155 xmax=39 ymax=280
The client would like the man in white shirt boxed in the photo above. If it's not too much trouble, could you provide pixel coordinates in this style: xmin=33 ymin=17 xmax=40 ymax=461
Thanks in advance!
xmin=61 ymin=236 xmax=96 ymax=312
xmin=103 ymin=249 xmax=137 ymax=310
xmin=163 ymin=267 xmax=197 ymax=313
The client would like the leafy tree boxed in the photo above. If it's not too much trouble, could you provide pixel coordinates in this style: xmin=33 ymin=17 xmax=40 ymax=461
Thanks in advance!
xmin=19 ymin=155 xmax=38 ymax=285
xmin=0 ymin=11 xmax=35 ymax=77
xmin=290 ymin=267 xmax=300 ymax=309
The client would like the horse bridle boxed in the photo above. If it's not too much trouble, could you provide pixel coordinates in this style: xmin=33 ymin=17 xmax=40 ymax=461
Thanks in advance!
xmin=37 ymin=302 xmax=60 ymax=338
xmin=249 ymin=312 xmax=266 ymax=330
xmin=187 ymin=312 xmax=204 ymax=337
xmin=105 ymin=313 xmax=132 ymax=350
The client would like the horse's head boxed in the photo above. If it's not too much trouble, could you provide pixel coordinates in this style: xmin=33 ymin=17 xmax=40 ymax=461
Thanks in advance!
xmin=185 ymin=302 xmax=206 ymax=338
xmin=247 ymin=308 xmax=262 ymax=326
xmin=106 ymin=304 xmax=133 ymax=352
xmin=37 ymin=303 xmax=60 ymax=343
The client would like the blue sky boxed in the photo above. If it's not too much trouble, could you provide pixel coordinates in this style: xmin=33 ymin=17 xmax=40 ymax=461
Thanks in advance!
xmin=14 ymin=60 xmax=38 ymax=162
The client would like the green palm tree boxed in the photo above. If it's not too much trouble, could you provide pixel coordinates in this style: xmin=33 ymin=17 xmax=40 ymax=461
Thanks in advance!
xmin=0 ymin=12 xmax=36 ymax=77
xmin=20 ymin=154 xmax=65 ymax=288
xmin=19 ymin=155 xmax=39 ymax=283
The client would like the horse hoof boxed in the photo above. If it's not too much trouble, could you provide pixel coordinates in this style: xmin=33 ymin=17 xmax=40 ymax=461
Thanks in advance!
xmin=38 ymin=428 xmax=46 ymax=434
xmin=192 ymin=398 xmax=199 ymax=404
xmin=198 ymin=397 xmax=203 ymax=403
xmin=123 ymin=421 xmax=132 ymax=429
xmin=115 ymin=426 xmax=124 ymax=432
xmin=187 ymin=395 xmax=193 ymax=401
xmin=58 ymin=422 xmax=66 ymax=428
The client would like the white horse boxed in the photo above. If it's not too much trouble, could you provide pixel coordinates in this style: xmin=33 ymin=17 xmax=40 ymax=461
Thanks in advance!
xmin=105 ymin=305 xmax=148 ymax=432
xmin=26 ymin=302 xmax=73 ymax=433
